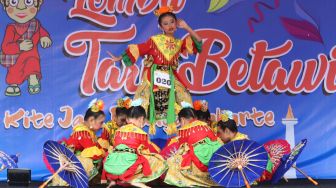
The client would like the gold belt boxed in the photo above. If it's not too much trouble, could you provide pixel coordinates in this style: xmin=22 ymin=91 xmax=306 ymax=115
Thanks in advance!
xmin=193 ymin=139 xmax=207 ymax=147
xmin=113 ymin=148 xmax=136 ymax=154
xmin=156 ymin=65 xmax=177 ymax=71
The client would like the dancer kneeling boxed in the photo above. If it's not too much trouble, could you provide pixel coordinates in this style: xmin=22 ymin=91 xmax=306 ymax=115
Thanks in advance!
xmin=50 ymin=99 xmax=106 ymax=186
xmin=98 ymin=97 xmax=129 ymax=151
xmin=102 ymin=98 xmax=167 ymax=188
xmin=164 ymin=102 xmax=222 ymax=187
xmin=216 ymin=110 xmax=249 ymax=144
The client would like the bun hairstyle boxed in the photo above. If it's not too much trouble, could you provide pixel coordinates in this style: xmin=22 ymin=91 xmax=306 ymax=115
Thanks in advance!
xmin=178 ymin=107 xmax=196 ymax=121
xmin=193 ymin=100 xmax=210 ymax=121
xmin=116 ymin=97 xmax=131 ymax=117
xmin=127 ymin=105 xmax=147 ymax=119
xmin=121 ymin=98 xmax=146 ymax=119
xmin=116 ymin=107 xmax=128 ymax=117
xmin=84 ymin=99 xmax=105 ymax=121
xmin=217 ymin=119 xmax=238 ymax=133
xmin=216 ymin=110 xmax=237 ymax=133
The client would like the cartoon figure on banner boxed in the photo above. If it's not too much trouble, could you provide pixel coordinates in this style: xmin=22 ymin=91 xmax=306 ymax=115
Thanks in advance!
xmin=0 ymin=0 xmax=52 ymax=96
xmin=108 ymin=6 xmax=203 ymax=135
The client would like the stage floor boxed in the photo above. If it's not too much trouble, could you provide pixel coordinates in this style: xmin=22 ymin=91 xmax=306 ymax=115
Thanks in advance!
xmin=0 ymin=179 xmax=335 ymax=188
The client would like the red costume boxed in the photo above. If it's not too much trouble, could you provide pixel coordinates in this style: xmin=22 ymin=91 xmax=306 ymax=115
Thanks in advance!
xmin=102 ymin=124 xmax=165 ymax=182
xmin=64 ymin=124 xmax=105 ymax=160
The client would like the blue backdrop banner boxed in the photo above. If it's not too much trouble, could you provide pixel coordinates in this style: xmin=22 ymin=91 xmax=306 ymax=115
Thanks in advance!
xmin=0 ymin=0 xmax=336 ymax=180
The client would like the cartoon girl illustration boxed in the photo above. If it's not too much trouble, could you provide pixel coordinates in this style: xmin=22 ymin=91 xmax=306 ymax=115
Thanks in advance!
xmin=0 ymin=0 xmax=52 ymax=96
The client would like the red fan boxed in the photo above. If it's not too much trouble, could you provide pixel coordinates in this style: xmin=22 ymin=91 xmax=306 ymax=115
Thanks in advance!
xmin=258 ymin=139 xmax=291 ymax=182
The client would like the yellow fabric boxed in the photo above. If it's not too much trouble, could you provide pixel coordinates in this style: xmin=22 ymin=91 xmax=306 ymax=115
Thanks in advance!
xmin=211 ymin=121 xmax=218 ymax=133
xmin=131 ymin=148 xmax=168 ymax=183
xmin=97 ymin=138 xmax=109 ymax=150
xmin=149 ymin=141 xmax=161 ymax=153
xmin=103 ymin=120 xmax=119 ymax=146
xmin=174 ymin=79 xmax=193 ymax=111
xmin=81 ymin=146 xmax=104 ymax=158
xmin=164 ymin=153 xmax=217 ymax=187
xmin=134 ymin=70 xmax=151 ymax=115
xmin=232 ymin=132 xmax=249 ymax=141
xmin=185 ymin=36 xmax=194 ymax=54
xmin=149 ymin=122 xmax=156 ymax=135
xmin=167 ymin=137 xmax=179 ymax=146
xmin=51 ymin=156 xmax=97 ymax=186
xmin=151 ymin=34 xmax=183 ymax=61
xmin=128 ymin=44 xmax=140 ymax=60
xmin=72 ymin=124 xmax=95 ymax=139
xmin=103 ymin=121 xmax=118 ymax=135
xmin=117 ymin=124 xmax=147 ymax=135
xmin=166 ymin=122 xmax=178 ymax=135
xmin=179 ymin=120 xmax=208 ymax=131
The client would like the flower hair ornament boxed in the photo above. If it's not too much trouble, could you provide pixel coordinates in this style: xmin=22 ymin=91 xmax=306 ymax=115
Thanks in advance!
xmin=117 ymin=97 xmax=132 ymax=109
xmin=118 ymin=97 xmax=143 ymax=109
xmin=193 ymin=100 xmax=208 ymax=112
xmin=130 ymin=98 xmax=143 ymax=107
xmin=181 ymin=101 xmax=192 ymax=108
xmin=175 ymin=101 xmax=192 ymax=114
xmin=220 ymin=110 xmax=234 ymax=122
xmin=167 ymin=101 xmax=192 ymax=135
xmin=154 ymin=6 xmax=174 ymax=17
xmin=88 ymin=98 xmax=105 ymax=112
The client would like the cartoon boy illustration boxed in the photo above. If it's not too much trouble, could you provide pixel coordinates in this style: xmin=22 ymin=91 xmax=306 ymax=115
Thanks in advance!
xmin=0 ymin=0 xmax=52 ymax=96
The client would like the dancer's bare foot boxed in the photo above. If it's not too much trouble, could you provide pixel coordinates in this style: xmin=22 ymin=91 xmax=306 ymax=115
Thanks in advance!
xmin=101 ymin=180 xmax=107 ymax=184
xmin=106 ymin=180 xmax=116 ymax=188
xmin=130 ymin=182 xmax=151 ymax=188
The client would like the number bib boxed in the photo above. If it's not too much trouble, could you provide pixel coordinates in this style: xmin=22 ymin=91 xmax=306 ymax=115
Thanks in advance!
xmin=154 ymin=70 xmax=171 ymax=88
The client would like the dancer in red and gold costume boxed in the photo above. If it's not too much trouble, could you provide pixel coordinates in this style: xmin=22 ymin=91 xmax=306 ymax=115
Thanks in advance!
xmin=216 ymin=110 xmax=249 ymax=144
xmin=164 ymin=102 xmax=222 ymax=187
xmin=102 ymin=98 xmax=167 ymax=188
xmin=98 ymin=97 xmax=129 ymax=151
xmin=50 ymin=99 xmax=106 ymax=186
xmin=108 ymin=6 xmax=203 ymax=134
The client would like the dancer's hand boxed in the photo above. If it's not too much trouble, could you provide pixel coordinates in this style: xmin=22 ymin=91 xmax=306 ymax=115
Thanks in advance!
xmin=177 ymin=19 xmax=190 ymax=30
xmin=177 ymin=19 xmax=202 ymax=42
xmin=107 ymin=51 xmax=122 ymax=62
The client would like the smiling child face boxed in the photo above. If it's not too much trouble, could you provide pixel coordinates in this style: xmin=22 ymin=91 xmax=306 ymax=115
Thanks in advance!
xmin=3 ymin=0 xmax=41 ymax=23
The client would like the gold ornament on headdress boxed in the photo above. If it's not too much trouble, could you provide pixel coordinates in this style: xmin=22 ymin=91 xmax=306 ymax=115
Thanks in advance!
xmin=89 ymin=99 xmax=105 ymax=112
xmin=220 ymin=110 xmax=234 ymax=122
xmin=117 ymin=97 xmax=132 ymax=109
xmin=193 ymin=100 xmax=208 ymax=112
xmin=221 ymin=113 xmax=229 ymax=122
xmin=154 ymin=6 xmax=174 ymax=17
xmin=175 ymin=103 xmax=182 ymax=114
